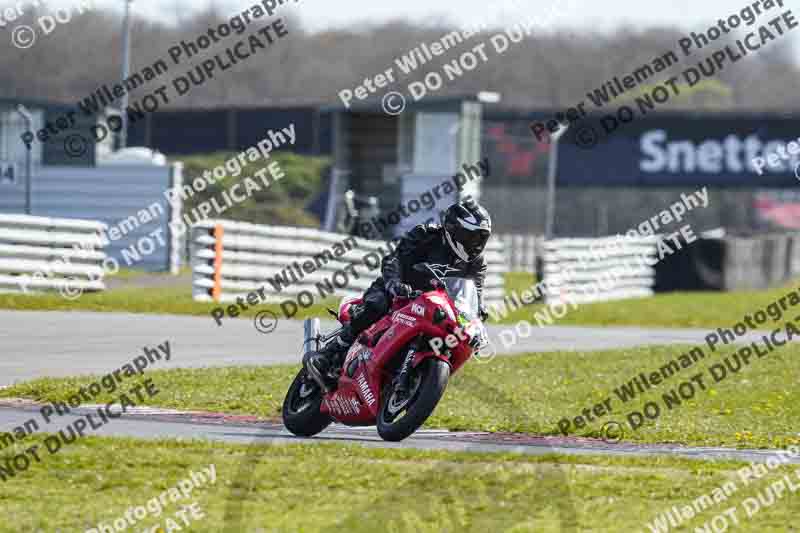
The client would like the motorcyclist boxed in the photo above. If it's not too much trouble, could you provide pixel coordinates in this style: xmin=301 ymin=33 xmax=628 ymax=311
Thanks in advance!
xmin=305 ymin=197 xmax=493 ymax=389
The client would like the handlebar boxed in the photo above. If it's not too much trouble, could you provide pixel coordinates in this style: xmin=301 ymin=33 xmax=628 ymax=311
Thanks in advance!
xmin=395 ymin=290 xmax=422 ymax=300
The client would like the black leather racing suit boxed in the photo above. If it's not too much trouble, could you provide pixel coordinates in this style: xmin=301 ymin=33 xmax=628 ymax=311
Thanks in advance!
xmin=347 ymin=223 xmax=488 ymax=337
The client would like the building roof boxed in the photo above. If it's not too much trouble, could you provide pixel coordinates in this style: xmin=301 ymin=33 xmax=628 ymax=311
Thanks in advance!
xmin=320 ymin=93 xmax=487 ymax=114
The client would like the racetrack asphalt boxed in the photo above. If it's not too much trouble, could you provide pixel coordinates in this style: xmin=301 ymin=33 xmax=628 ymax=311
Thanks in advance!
xmin=0 ymin=311 xmax=792 ymax=461
xmin=1 ymin=309 xmax=791 ymax=463
xmin=0 ymin=399 xmax=796 ymax=465
xmin=0 ymin=309 xmax=773 ymax=386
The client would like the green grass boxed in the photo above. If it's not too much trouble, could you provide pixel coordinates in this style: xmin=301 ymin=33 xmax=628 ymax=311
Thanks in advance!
xmin=176 ymin=151 xmax=330 ymax=227
xmin=0 ymin=285 xmax=333 ymax=320
xmin=499 ymin=280 xmax=800 ymax=329
xmin=1 ymin=434 xmax=798 ymax=532
xmin=4 ymin=341 xmax=799 ymax=449
xmin=0 ymin=271 xmax=532 ymax=319
xmin=503 ymin=271 xmax=537 ymax=296
xmin=3 ymin=275 xmax=799 ymax=331
xmin=105 ymin=268 xmax=153 ymax=280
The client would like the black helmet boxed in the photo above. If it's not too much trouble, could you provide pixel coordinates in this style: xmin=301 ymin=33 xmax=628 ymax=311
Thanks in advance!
xmin=441 ymin=197 xmax=492 ymax=261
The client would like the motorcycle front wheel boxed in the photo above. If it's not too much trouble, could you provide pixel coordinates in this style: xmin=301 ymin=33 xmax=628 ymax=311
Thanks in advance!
xmin=282 ymin=369 xmax=331 ymax=437
xmin=377 ymin=358 xmax=450 ymax=442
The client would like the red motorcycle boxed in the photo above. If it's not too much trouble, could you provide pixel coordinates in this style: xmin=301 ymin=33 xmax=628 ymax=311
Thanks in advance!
xmin=282 ymin=263 xmax=490 ymax=441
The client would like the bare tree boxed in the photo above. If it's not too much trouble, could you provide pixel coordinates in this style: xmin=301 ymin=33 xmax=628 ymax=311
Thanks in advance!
xmin=2 ymin=5 xmax=798 ymax=112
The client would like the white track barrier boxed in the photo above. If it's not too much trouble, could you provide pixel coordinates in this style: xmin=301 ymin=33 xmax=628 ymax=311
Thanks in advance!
xmin=497 ymin=233 xmax=541 ymax=272
xmin=541 ymin=236 xmax=659 ymax=305
xmin=0 ymin=214 xmax=108 ymax=294
xmin=191 ymin=220 xmax=507 ymax=305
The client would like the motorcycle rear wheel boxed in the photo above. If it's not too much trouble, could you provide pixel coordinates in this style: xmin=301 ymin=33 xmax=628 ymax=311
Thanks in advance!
xmin=377 ymin=358 xmax=450 ymax=442
xmin=282 ymin=369 xmax=331 ymax=437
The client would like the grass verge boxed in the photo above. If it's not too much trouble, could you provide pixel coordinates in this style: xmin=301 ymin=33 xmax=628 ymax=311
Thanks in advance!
xmin=1 ymin=435 xmax=798 ymax=532
xmin=498 ymin=281 xmax=800 ymax=329
xmin=0 ymin=286 xmax=332 ymax=321
xmin=2 ymin=276 xmax=799 ymax=331
xmin=3 ymin=341 xmax=798 ymax=449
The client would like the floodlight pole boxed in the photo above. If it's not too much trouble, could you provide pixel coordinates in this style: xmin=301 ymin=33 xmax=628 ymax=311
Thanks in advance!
xmin=120 ymin=0 xmax=134 ymax=149
xmin=15 ymin=105 xmax=33 ymax=215
xmin=544 ymin=124 xmax=569 ymax=240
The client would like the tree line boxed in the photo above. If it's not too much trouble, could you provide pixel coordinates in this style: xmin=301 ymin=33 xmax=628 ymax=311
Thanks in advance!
xmin=3 ymin=5 xmax=799 ymax=113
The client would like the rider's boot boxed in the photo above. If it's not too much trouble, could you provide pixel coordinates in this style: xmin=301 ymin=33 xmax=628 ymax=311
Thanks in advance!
xmin=304 ymin=324 xmax=354 ymax=390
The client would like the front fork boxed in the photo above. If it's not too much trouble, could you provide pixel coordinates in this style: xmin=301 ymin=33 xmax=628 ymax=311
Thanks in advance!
xmin=395 ymin=346 xmax=416 ymax=395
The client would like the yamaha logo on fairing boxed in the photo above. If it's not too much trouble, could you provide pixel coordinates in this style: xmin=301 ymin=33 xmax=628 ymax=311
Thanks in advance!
xmin=357 ymin=373 xmax=376 ymax=406
xmin=411 ymin=303 xmax=425 ymax=317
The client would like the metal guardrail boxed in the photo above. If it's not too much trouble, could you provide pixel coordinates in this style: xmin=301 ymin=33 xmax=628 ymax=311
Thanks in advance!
xmin=497 ymin=233 xmax=541 ymax=272
xmin=723 ymin=232 xmax=800 ymax=290
xmin=0 ymin=163 xmax=182 ymax=273
xmin=540 ymin=236 xmax=659 ymax=305
xmin=191 ymin=220 xmax=507 ymax=305
xmin=0 ymin=214 xmax=108 ymax=294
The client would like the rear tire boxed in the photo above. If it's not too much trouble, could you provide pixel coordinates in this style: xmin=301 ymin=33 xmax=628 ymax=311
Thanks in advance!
xmin=282 ymin=370 xmax=331 ymax=437
xmin=377 ymin=358 xmax=450 ymax=442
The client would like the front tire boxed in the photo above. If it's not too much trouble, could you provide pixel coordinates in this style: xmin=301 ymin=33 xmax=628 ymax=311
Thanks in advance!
xmin=282 ymin=370 xmax=331 ymax=437
xmin=377 ymin=358 xmax=450 ymax=442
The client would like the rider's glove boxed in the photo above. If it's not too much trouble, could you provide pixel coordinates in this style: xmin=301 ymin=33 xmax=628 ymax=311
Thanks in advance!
xmin=479 ymin=304 xmax=489 ymax=322
xmin=469 ymin=321 xmax=490 ymax=349
xmin=480 ymin=325 xmax=490 ymax=346
xmin=386 ymin=279 xmax=413 ymax=299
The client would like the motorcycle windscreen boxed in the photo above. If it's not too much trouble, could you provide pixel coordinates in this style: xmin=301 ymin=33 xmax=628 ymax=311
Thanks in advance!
xmin=442 ymin=277 xmax=480 ymax=321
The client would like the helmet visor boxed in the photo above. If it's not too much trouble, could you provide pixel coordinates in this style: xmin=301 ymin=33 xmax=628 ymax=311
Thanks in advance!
xmin=446 ymin=222 xmax=490 ymax=259
xmin=462 ymin=229 xmax=490 ymax=257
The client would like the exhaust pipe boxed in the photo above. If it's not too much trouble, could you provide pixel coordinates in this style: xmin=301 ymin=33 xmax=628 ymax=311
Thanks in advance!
xmin=302 ymin=317 xmax=331 ymax=392
xmin=303 ymin=318 xmax=321 ymax=354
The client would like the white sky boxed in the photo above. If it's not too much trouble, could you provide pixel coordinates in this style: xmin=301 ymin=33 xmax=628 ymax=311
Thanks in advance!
xmin=24 ymin=0 xmax=800 ymax=42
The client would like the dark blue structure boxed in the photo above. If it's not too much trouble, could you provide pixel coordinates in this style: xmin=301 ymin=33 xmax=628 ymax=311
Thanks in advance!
xmin=126 ymin=104 xmax=798 ymax=188
xmin=492 ymin=110 xmax=799 ymax=187
xmin=126 ymin=106 xmax=333 ymax=156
